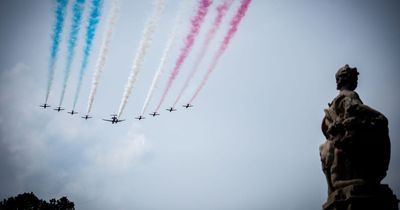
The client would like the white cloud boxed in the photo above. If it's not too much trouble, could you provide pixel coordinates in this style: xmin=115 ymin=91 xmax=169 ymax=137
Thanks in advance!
xmin=88 ymin=127 xmax=147 ymax=172
xmin=0 ymin=63 xmax=150 ymax=209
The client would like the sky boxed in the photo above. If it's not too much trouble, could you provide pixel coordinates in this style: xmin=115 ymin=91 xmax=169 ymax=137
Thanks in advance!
xmin=0 ymin=0 xmax=399 ymax=210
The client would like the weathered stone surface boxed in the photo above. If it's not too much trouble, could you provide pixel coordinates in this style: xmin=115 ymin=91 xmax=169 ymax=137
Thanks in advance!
xmin=320 ymin=65 xmax=399 ymax=210
xmin=323 ymin=184 xmax=398 ymax=210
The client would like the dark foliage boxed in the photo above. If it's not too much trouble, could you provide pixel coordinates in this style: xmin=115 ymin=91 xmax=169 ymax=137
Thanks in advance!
xmin=0 ymin=192 xmax=74 ymax=210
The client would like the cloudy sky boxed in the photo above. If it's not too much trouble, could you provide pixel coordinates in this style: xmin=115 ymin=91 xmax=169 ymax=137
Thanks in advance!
xmin=0 ymin=0 xmax=399 ymax=209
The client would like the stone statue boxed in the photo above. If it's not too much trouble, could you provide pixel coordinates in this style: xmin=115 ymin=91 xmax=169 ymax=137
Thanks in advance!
xmin=320 ymin=65 xmax=398 ymax=210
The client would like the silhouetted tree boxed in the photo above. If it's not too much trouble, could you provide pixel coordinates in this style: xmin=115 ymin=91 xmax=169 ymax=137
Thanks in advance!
xmin=0 ymin=192 xmax=74 ymax=210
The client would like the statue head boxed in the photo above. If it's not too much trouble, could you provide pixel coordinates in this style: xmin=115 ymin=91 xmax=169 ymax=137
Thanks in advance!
xmin=335 ymin=64 xmax=359 ymax=91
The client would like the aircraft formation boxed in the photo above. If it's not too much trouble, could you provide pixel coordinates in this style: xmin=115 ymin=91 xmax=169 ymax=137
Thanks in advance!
xmin=40 ymin=102 xmax=193 ymax=123
xmin=41 ymin=0 xmax=251 ymax=124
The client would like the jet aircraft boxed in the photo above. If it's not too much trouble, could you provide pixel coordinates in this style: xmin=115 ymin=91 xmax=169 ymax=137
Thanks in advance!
xmin=81 ymin=115 xmax=92 ymax=120
xmin=149 ymin=112 xmax=160 ymax=117
xmin=54 ymin=106 xmax=65 ymax=112
xmin=166 ymin=107 xmax=177 ymax=112
xmin=40 ymin=103 xmax=51 ymax=109
xmin=183 ymin=103 xmax=193 ymax=108
xmin=68 ymin=110 xmax=78 ymax=115
xmin=39 ymin=103 xmax=50 ymax=109
xmin=135 ymin=116 xmax=145 ymax=120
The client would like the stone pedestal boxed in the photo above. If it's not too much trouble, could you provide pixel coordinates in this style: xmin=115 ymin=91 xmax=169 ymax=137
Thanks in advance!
xmin=323 ymin=184 xmax=399 ymax=210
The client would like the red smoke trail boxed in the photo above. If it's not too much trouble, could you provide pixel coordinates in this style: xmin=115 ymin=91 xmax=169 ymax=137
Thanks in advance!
xmin=173 ymin=0 xmax=233 ymax=107
xmin=154 ymin=0 xmax=213 ymax=112
xmin=189 ymin=0 xmax=251 ymax=104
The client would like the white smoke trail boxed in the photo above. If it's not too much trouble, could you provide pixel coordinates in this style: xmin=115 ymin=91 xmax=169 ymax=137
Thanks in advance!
xmin=86 ymin=0 xmax=119 ymax=114
xmin=140 ymin=0 xmax=190 ymax=115
xmin=116 ymin=0 xmax=165 ymax=118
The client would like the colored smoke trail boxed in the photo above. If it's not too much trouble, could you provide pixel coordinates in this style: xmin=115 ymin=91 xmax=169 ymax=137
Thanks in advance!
xmin=116 ymin=0 xmax=165 ymax=118
xmin=45 ymin=0 xmax=68 ymax=103
xmin=58 ymin=0 xmax=86 ymax=107
xmin=154 ymin=0 xmax=213 ymax=112
xmin=72 ymin=0 xmax=103 ymax=110
xmin=140 ymin=0 xmax=189 ymax=115
xmin=189 ymin=0 xmax=251 ymax=103
xmin=86 ymin=0 xmax=119 ymax=114
xmin=173 ymin=0 xmax=233 ymax=107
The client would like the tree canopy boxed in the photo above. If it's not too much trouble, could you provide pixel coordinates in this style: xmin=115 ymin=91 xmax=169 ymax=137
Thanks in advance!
xmin=0 ymin=192 xmax=74 ymax=210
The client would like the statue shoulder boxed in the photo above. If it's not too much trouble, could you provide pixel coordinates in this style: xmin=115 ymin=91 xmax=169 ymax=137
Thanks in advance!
xmin=339 ymin=90 xmax=360 ymax=99
xmin=330 ymin=90 xmax=363 ymax=107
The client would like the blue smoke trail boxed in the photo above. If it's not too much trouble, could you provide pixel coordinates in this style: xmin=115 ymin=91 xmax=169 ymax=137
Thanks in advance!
xmin=45 ymin=0 xmax=68 ymax=103
xmin=72 ymin=0 xmax=103 ymax=110
xmin=58 ymin=0 xmax=86 ymax=107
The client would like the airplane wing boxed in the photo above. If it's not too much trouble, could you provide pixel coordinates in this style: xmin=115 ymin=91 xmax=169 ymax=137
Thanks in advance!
xmin=102 ymin=119 xmax=113 ymax=122
xmin=118 ymin=119 xmax=125 ymax=122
